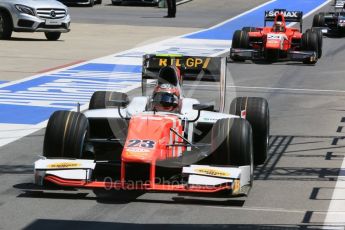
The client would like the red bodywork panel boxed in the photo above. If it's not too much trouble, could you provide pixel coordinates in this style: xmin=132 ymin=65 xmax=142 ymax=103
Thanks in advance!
xmin=122 ymin=113 xmax=184 ymax=163
xmin=248 ymin=13 xmax=302 ymax=51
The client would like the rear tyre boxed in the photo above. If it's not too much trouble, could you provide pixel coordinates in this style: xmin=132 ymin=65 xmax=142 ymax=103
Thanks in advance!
xmin=43 ymin=111 xmax=89 ymax=159
xmin=312 ymin=14 xmax=325 ymax=27
xmin=231 ymin=30 xmax=250 ymax=62
xmin=89 ymin=91 xmax=129 ymax=110
xmin=45 ymin=32 xmax=61 ymax=41
xmin=302 ymin=31 xmax=319 ymax=64
xmin=242 ymin=27 xmax=258 ymax=32
xmin=230 ymin=97 xmax=269 ymax=165
xmin=0 ymin=11 xmax=12 ymax=40
xmin=211 ymin=118 xmax=253 ymax=166
xmin=96 ymin=0 xmax=102 ymax=4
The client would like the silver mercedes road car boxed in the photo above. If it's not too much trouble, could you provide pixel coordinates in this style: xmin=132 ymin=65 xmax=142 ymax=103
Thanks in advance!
xmin=0 ymin=0 xmax=71 ymax=41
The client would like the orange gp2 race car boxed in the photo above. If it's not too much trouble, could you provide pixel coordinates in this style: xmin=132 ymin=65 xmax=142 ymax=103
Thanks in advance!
xmin=230 ymin=9 xmax=323 ymax=64
xmin=34 ymin=54 xmax=269 ymax=197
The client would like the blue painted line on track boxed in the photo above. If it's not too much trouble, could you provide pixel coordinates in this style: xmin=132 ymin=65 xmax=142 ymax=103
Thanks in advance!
xmin=0 ymin=81 xmax=8 ymax=84
xmin=0 ymin=104 xmax=66 ymax=124
xmin=186 ymin=0 xmax=328 ymax=40
xmin=71 ymin=63 xmax=142 ymax=73
xmin=0 ymin=0 xmax=330 ymax=125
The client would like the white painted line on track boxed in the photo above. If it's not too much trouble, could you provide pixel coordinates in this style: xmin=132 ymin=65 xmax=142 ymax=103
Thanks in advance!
xmin=323 ymin=159 xmax=345 ymax=226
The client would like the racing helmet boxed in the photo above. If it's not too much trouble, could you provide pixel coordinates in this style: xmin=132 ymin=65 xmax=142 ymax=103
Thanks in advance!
xmin=273 ymin=21 xmax=285 ymax=32
xmin=151 ymin=84 xmax=180 ymax=112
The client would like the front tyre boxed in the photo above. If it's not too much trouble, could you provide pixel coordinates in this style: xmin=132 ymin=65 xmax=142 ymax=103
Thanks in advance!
xmin=310 ymin=28 xmax=323 ymax=58
xmin=45 ymin=32 xmax=61 ymax=41
xmin=230 ymin=97 xmax=269 ymax=165
xmin=231 ymin=30 xmax=249 ymax=62
xmin=302 ymin=30 xmax=319 ymax=64
xmin=211 ymin=118 xmax=253 ymax=166
xmin=43 ymin=111 xmax=89 ymax=159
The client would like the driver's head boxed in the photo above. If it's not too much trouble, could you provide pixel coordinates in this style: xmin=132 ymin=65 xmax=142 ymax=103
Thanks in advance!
xmin=151 ymin=84 xmax=180 ymax=112
xmin=273 ymin=21 xmax=285 ymax=32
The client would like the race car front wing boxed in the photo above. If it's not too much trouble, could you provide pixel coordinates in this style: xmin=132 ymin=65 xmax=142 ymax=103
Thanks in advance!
xmin=230 ymin=48 xmax=317 ymax=62
xmin=34 ymin=158 xmax=252 ymax=196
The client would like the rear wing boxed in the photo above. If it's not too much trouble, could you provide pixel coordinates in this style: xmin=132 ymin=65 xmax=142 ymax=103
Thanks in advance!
xmin=142 ymin=54 xmax=227 ymax=112
xmin=142 ymin=54 xmax=222 ymax=81
xmin=264 ymin=9 xmax=303 ymax=31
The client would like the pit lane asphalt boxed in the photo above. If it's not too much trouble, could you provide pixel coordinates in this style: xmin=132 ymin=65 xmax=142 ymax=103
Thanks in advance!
xmin=1 ymin=1 xmax=345 ymax=229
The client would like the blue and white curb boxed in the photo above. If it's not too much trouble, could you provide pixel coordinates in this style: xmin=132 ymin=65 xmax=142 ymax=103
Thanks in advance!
xmin=0 ymin=0 xmax=330 ymax=147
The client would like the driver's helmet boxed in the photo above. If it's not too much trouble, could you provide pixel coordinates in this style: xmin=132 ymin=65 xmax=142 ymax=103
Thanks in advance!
xmin=151 ymin=84 xmax=180 ymax=112
xmin=273 ymin=21 xmax=285 ymax=32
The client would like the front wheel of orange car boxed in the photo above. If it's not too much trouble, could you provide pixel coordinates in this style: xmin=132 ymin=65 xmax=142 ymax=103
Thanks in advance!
xmin=43 ymin=111 xmax=89 ymax=159
xmin=211 ymin=118 xmax=253 ymax=167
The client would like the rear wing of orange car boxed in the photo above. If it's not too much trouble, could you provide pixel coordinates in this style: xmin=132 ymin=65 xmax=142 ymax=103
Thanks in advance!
xmin=142 ymin=54 xmax=228 ymax=112
xmin=264 ymin=9 xmax=303 ymax=31
xmin=142 ymin=54 xmax=223 ymax=81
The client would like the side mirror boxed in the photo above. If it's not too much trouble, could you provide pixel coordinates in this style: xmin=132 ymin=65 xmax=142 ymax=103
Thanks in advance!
xmin=193 ymin=104 xmax=214 ymax=111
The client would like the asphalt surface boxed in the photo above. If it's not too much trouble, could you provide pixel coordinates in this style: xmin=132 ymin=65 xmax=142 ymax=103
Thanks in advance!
xmin=1 ymin=1 xmax=345 ymax=230
xmin=68 ymin=0 xmax=269 ymax=28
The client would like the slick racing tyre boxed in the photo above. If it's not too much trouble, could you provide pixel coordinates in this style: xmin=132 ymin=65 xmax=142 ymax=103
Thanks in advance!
xmin=0 ymin=10 xmax=12 ymax=40
xmin=310 ymin=28 xmax=323 ymax=58
xmin=45 ymin=32 xmax=61 ymax=41
xmin=43 ymin=111 xmax=89 ymax=159
xmin=242 ymin=27 xmax=258 ymax=32
xmin=211 ymin=118 xmax=253 ymax=166
xmin=312 ymin=14 xmax=325 ymax=27
xmin=89 ymin=91 xmax=129 ymax=110
xmin=230 ymin=97 xmax=269 ymax=165
xmin=96 ymin=0 xmax=102 ymax=3
xmin=302 ymin=30 xmax=319 ymax=64
xmin=231 ymin=30 xmax=250 ymax=62
xmin=232 ymin=30 xmax=249 ymax=49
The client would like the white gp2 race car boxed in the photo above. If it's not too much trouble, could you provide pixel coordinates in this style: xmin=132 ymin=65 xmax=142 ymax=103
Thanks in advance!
xmin=34 ymin=54 xmax=269 ymax=197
